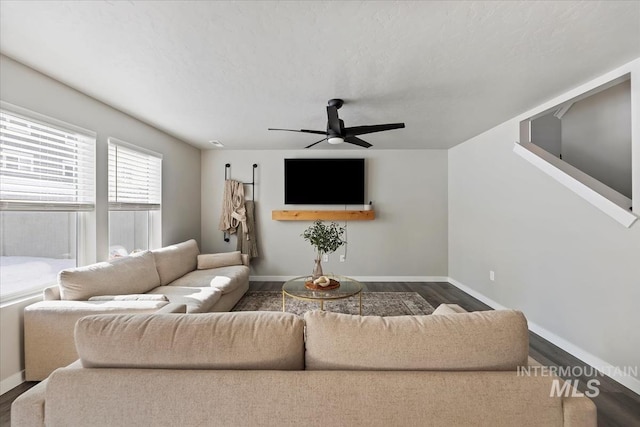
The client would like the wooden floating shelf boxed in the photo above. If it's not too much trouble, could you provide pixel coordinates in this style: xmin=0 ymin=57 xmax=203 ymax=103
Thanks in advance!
xmin=272 ymin=210 xmax=375 ymax=221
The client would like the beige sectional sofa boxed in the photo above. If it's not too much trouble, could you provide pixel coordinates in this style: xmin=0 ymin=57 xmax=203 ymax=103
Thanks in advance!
xmin=23 ymin=239 xmax=249 ymax=380
xmin=13 ymin=306 xmax=596 ymax=426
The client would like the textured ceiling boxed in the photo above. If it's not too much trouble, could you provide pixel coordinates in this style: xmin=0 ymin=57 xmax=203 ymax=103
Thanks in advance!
xmin=1 ymin=1 xmax=639 ymax=150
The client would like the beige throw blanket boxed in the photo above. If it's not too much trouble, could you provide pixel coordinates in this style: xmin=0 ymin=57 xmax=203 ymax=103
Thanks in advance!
xmin=218 ymin=180 xmax=247 ymax=236
xmin=237 ymin=200 xmax=259 ymax=259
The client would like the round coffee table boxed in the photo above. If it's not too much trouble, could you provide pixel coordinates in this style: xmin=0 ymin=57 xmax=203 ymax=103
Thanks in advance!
xmin=282 ymin=275 xmax=363 ymax=315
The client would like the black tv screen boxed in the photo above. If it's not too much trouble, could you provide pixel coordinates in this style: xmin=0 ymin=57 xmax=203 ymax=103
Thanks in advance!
xmin=284 ymin=158 xmax=365 ymax=205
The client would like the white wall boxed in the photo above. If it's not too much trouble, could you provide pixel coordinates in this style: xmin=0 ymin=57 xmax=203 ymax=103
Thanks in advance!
xmin=449 ymin=59 xmax=640 ymax=392
xmin=531 ymin=114 xmax=561 ymax=157
xmin=202 ymin=150 xmax=448 ymax=279
xmin=562 ymin=80 xmax=632 ymax=198
xmin=0 ymin=55 xmax=202 ymax=392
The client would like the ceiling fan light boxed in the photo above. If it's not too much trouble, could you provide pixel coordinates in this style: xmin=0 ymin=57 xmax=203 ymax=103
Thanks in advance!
xmin=328 ymin=136 xmax=344 ymax=145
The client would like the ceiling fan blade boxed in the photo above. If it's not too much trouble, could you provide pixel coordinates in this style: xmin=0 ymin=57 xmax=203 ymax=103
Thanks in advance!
xmin=344 ymin=123 xmax=405 ymax=136
xmin=344 ymin=136 xmax=372 ymax=148
xmin=268 ymin=128 xmax=328 ymax=136
xmin=326 ymin=106 xmax=341 ymax=133
xmin=305 ymin=137 xmax=328 ymax=149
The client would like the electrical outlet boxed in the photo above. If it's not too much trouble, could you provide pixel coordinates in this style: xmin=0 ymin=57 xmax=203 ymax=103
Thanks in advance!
xmin=489 ymin=270 xmax=495 ymax=281
xmin=323 ymin=254 xmax=329 ymax=262
xmin=340 ymin=254 xmax=346 ymax=262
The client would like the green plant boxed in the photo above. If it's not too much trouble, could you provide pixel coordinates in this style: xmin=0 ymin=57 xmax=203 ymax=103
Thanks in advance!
xmin=301 ymin=220 xmax=345 ymax=259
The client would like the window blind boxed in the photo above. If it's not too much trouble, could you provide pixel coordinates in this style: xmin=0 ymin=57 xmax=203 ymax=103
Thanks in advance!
xmin=0 ymin=108 xmax=96 ymax=211
xmin=108 ymin=139 xmax=162 ymax=210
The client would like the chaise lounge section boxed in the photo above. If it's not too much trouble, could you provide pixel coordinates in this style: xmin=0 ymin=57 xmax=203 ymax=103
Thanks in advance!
xmin=23 ymin=239 xmax=249 ymax=380
xmin=13 ymin=306 xmax=596 ymax=426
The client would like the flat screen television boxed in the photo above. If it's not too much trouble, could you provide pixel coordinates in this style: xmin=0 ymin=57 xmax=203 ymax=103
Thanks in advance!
xmin=284 ymin=158 xmax=365 ymax=205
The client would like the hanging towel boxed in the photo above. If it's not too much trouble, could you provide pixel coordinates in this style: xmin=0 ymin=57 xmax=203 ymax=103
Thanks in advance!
xmin=218 ymin=179 xmax=246 ymax=235
xmin=237 ymin=200 xmax=259 ymax=259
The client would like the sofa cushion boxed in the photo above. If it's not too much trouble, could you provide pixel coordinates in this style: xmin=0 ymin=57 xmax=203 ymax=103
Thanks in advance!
xmin=58 ymin=251 xmax=160 ymax=301
xmin=197 ymin=251 xmax=243 ymax=269
xmin=88 ymin=294 xmax=168 ymax=302
xmin=152 ymin=239 xmax=199 ymax=285
xmin=75 ymin=312 xmax=305 ymax=370
xmin=168 ymin=266 xmax=249 ymax=294
xmin=147 ymin=286 xmax=222 ymax=313
xmin=304 ymin=310 xmax=529 ymax=371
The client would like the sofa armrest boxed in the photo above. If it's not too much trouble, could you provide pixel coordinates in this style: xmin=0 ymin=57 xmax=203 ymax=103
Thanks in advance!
xmin=11 ymin=380 xmax=47 ymax=427
xmin=241 ymin=254 xmax=250 ymax=266
xmin=563 ymin=396 xmax=597 ymax=426
xmin=24 ymin=300 xmax=170 ymax=380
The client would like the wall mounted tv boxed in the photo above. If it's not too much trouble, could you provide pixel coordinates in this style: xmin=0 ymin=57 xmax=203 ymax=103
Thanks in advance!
xmin=284 ymin=158 xmax=365 ymax=205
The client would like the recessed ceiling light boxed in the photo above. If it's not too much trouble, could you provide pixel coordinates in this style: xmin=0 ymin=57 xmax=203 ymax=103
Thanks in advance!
xmin=209 ymin=140 xmax=224 ymax=148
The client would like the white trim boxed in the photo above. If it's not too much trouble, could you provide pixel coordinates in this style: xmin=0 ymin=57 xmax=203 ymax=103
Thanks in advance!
xmin=517 ymin=60 xmax=638 ymax=124
xmin=108 ymin=202 xmax=161 ymax=211
xmin=0 ymin=289 xmax=43 ymax=307
xmin=0 ymin=370 xmax=24 ymax=395
xmin=249 ymin=275 xmax=448 ymax=282
xmin=448 ymin=277 xmax=640 ymax=395
xmin=107 ymin=137 xmax=162 ymax=159
xmin=527 ymin=74 xmax=630 ymax=122
xmin=513 ymin=142 xmax=637 ymax=227
xmin=0 ymin=101 xmax=96 ymax=139
xmin=0 ymin=202 xmax=94 ymax=211
xmin=552 ymin=103 xmax=573 ymax=119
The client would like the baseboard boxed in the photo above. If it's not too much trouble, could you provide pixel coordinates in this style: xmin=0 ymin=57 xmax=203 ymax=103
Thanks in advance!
xmin=446 ymin=277 xmax=510 ymax=310
xmin=448 ymin=277 xmax=640 ymax=395
xmin=1 ymin=370 xmax=24 ymax=395
xmin=249 ymin=275 xmax=296 ymax=281
xmin=250 ymin=276 xmax=449 ymax=283
xmin=354 ymin=276 xmax=450 ymax=282
xmin=527 ymin=319 xmax=640 ymax=395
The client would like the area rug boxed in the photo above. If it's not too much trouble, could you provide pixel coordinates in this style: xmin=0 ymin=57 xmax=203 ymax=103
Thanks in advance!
xmin=232 ymin=291 xmax=434 ymax=317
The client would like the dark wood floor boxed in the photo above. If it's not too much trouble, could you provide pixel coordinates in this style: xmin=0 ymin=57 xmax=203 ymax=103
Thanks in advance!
xmin=2 ymin=281 xmax=639 ymax=426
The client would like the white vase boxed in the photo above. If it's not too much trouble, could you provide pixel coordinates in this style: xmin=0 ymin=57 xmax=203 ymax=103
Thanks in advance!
xmin=312 ymin=258 xmax=323 ymax=280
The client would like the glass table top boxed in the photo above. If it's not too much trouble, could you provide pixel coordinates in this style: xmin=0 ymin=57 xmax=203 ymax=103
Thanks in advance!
xmin=282 ymin=275 xmax=363 ymax=300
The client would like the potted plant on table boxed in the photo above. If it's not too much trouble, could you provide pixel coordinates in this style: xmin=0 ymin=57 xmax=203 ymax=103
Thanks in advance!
xmin=301 ymin=220 xmax=346 ymax=280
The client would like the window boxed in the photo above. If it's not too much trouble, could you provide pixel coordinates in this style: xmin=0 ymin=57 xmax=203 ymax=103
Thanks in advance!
xmin=108 ymin=138 xmax=161 ymax=257
xmin=0 ymin=102 xmax=95 ymax=300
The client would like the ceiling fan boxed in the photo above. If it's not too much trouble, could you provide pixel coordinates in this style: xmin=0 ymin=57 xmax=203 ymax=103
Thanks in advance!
xmin=268 ymin=99 xmax=405 ymax=148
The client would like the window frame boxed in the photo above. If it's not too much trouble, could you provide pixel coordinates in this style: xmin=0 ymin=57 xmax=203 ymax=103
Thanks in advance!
xmin=107 ymin=137 xmax=162 ymax=253
xmin=0 ymin=101 xmax=96 ymax=301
